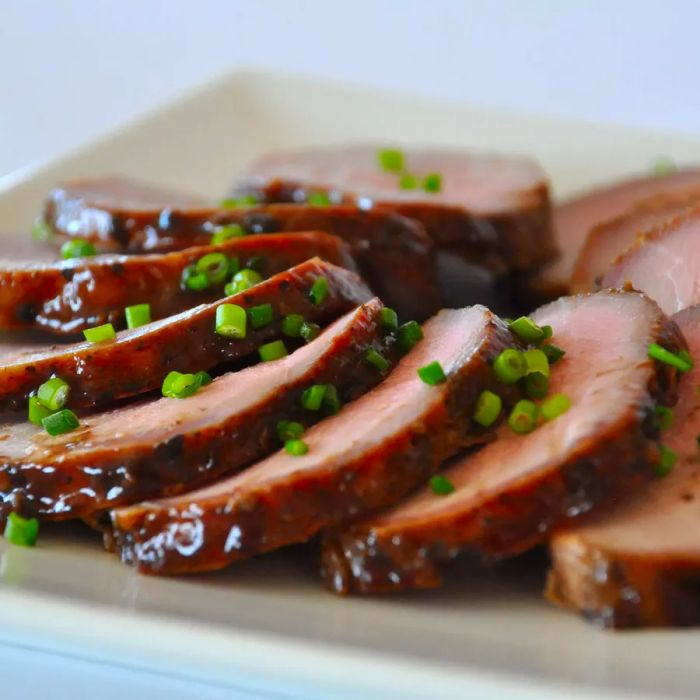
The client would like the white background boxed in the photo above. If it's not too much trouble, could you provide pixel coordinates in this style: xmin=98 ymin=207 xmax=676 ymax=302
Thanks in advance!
xmin=1 ymin=2 xmax=698 ymax=697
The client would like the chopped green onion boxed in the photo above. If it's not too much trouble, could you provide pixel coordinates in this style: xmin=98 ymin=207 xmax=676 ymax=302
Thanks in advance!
xmin=301 ymin=384 xmax=327 ymax=411
xmin=648 ymin=343 xmax=693 ymax=372
xmin=195 ymin=252 xmax=230 ymax=286
xmin=41 ymin=409 xmax=80 ymax=436
xmin=219 ymin=195 xmax=258 ymax=208
xmin=655 ymin=445 xmax=678 ymax=477
xmin=523 ymin=349 xmax=550 ymax=378
xmin=307 ymin=192 xmax=331 ymax=206
xmin=322 ymin=384 xmax=342 ymax=415
xmin=32 ymin=217 xmax=52 ymax=242
xmin=679 ymin=349 xmax=694 ymax=367
xmin=542 ymin=325 xmax=553 ymax=340
xmin=248 ymin=303 xmax=274 ymax=329
xmin=377 ymin=148 xmax=405 ymax=173
xmin=398 ymin=173 xmax=418 ymax=190
xmin=181 ymin=265 xmax=209 ymax=291
xmin=162 ymin=371 xmax=203 ymax=399
xmin=246 ymin=255 xmax=267 ymax=273
xmin=277 ymin=420 xmax=305 ymax=442
xmin=215 ymin=303 xmax=247 ymax=338
xmin=542 ymin=344 xmax=566 ymax=364
xmin=429 ymin=474 xmax=455 ymax=496
xmin=83 ymin=323 xmax=116 ymax=344
xmin=309 ymin=276 xmax=329 ymax=305
xmin=258 ymin=339 xmax=288 ymax=362
xmin=509 ymin=316 xmax=547 ymax=344
xmin=227 ymin=256 xmax=241 ymax=277
xmin=28 ymin=395 xmax=53 ymax=426
xmin=650 ymin=156 xmax=677 ymax=177
xmin=285 ymin=439 xmax=309 ymax=456
xmin=380 ymin=307 xmax=399 ymax=331
xmin=300 ymin=321 xmax=321 ymax=343
xmin=282 ymin=313 xmax=304 ymax=337
xmin=524 ymin=372 xmax=549 ymax=399
xmin=423 ymin=173 xmax=442 ymax=193
xmin=473 ymin=390 xmax=502 ymax=428
xmin=125 ymin=303 xmax=151 ymax=329
xmin=195 ymin=370 xmax=212 ymax=387
xmin=365 ymin=348 xmax=391 ymax=373
xmin=541 ymin=393 xmax=571 ymax=422
xmin=211 ymin=224 xmax=246 ymax=244
xmin=4 ymin=512 xmax=39 ymax=547
xmin=653 ymin=405 xmax=674 ymax=431
xmin=61 ymin=238 xmax=96 ymax=259
xmin=508 ymin=400 xmax=539 ymax=434
xmin=493 ymin=349 xmax=527 ymax=385
xmin=397 ymin=321 xmax=424 ymax=354
xmin=37 ymin=377 xmax=70 ymax=411
xmin=229 ymin=268 xmax=263 ymax=294
xmin=417 ymin=361 xmax=447 ymax=386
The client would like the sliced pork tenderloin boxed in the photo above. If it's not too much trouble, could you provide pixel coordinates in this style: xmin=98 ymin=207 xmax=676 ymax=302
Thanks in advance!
xmin=321 ymin=291 xmax=684 ymax=594
xmin=110 ymin=305 xmax=522 ymax=575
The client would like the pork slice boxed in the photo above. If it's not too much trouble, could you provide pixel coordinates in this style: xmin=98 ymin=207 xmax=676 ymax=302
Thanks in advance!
xmin=320 ymin=290 xmax=684 ymax=594
xmin=0 ymin=232 xmax=353 ymax=334
xmin=0 ymin=300 xmax=390 ymax=522
xmin=600 ymin=207 xmax=700 ymax=315
xmin=235 ymin=144 xmax=555 ymax=276
xmin=534 ymin=167 xmax=700 ymax=299
xmin=0 ymin=259 xmax=371 ymax=411
xmin=110 ymin=305 xmax=520 ymax=575
xmin=546 ymin=306 xmax=700 ymax=628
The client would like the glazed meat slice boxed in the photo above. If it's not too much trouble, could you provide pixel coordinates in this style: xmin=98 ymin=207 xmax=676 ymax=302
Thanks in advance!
xmin=571 ymin=189 xmax=700 ymax=293
xmin=532 ymin=167 xmax=700 ymax=299
xmin=0 ymin=300 xmax=389 ymax=522
xmin=546 ymin=306 xmax=700 ymax=629
xmin=320 ymin=291 xmax=684 ymax=594
xmin=234 ymin=144 xmax=555 ymax=276
xmin=0 ymin=232 xmax=352 ymax=334
xmin=601 ymin=207 xmax=700 ymax=314
xmin=0 ymin=259 xmax=371 ymax=411
xmin=110 ymin=305 xmax=520 ymax=575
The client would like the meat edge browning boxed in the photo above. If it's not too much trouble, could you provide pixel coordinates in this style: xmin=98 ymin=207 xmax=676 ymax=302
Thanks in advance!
xmin=110 ymin=311 xmax=523 ymax=575
xmin=320 ymin=299 xmax=686 ymax=594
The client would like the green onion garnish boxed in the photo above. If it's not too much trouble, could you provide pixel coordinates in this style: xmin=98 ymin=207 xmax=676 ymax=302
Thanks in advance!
xmin=322 ymin=385 xmax=342 ymax=415
xmin=285 ymin=439 xmax=309 ymax=456
xmin=219 ymin=195 xmax=258 ymax=208
xmin=397 ymin=321 xmax=424 ymax=355
xmin=300 ymin=321 xmax=321 ymax=343
xmin=365 ymin=348 xmax=391 ymax=373
xmin=227 ymin=256 xmax=241 ymax=277
xmin=377 ymin=148 xmax=405 ymax=173
xmin=429 ymin=474 xmax=455 ymax=496
xmin=650 ymin=156 xmax=677 ymax=177
xmin=307 ymin=192 xmax=332 ymax=206
xmin=423 ymin=173 xmax=442 ymax=193
xmin=653 ymin=405 xmax=674 ymax=431
xmin=195 ymin=370 xmax=213 ymax=387
xmin=246 ymin=255 xmax=267 ymax=273
xmin=32 ymin=217 xmax=53 ymax=242
xmin=417 ymin=361 xmax=447 ymax=386
xmin=655 ymin=445 xmax=678 ymax=476
xmin=541 ymin=393 xmax=571 ymax=422
xmin=61 ymin=238 xmax=96 ymax=259
xmin=648 ymin=343 xmax=693 ymax=372
xmin=248 ymin=303 xmax=273 ymax=329
xmin=399 ymin=173 xmax=418 ymax=190
xmin=162 ymin=370 xmax=205 ymax=399
xmin=182 ymin=265 xmax=209 ymax=291
xmin=277 ymin=420 xmax=305 ymax=442
xmin=37 ymin=377 xmax=70 ymax=411
xmin=542 ymin=325 xmax=553 ymax=340
xmin=258 ymin=339 xmax=288 ymax=362
xmin=542 ymin=344 xmax=566 ymax=364
xmin=215 ymin=303 xmax=246 ymax=338
xmin=523 ymin=349 xmax=550 ymax=378
xmin=473 ymin=390 xmax=502 ymax=428
xmin=508 ymin=399 xmax=539 ymax=434
xmin=4 ymin=512 xmax=39 ymax=547
xmin=301 ymin=384 xmax=327 ymax=411
xmin=309 ymin=276 xmax=329 ymax=305
xmin=493 ymin=349 xmax=527 ymax=385
xmin=211 ymin=224 xmax=246 ymax=244
xmin=380 ymin=307 xmax=399 ymax=331
xmin=509 ymin=316 xmax=547 ymax=344
xmin=229 ymin=268 xmax=263 ymax=294
xmin=41 ymin=408 xmax=80 ymax=436
xmin=125 ymin=303 xmax=151 ymax=330
xmin=524 ymin=372 xmax=549 ymax=399
xmin=28 ymin=395 xmax=53 ymax=426
xmin=282 ymin=314 xmax=304 ymax=338
xmin=196 ymin=252 xmax=230 ymax=286
xmin=83 ymin=323 xmax=116 ymax=344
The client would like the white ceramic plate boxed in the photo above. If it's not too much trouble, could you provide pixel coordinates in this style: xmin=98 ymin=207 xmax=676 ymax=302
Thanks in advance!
xmin=1 ymin=69 xmax=700 ymax=700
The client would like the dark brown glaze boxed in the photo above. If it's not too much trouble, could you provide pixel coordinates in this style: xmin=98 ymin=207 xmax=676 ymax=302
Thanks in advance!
xmin=0 ymin=232 xmax=353 ymax=334
xmin=320 ymin=291 xmax=685 ymax=595
xmin=546 ymin=306 xmax=700 ymax=628
xmin=0 ymin=300 xmax=390 ymax=522
xmin=0 ymin=259 xmax=371 ymax=411
xmin=110 ymin=307 xmax=523 ymax=575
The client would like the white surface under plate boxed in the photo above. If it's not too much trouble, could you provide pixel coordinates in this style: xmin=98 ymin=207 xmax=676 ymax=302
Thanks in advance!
xmin=1 ymin=69 xmax=700 ymax=700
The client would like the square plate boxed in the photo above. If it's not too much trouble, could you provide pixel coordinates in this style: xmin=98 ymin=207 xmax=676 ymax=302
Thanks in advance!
xmin=1 ymin=69 xmax=700 ymax=700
